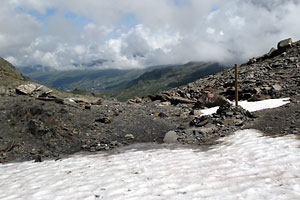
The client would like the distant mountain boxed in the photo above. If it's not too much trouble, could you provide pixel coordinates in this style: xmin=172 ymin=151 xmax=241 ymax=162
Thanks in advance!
xmin=18 ymin=61 xmax=227 ymax=101
xmin=72 ymin=59 xmax=109 ymax=68
xmin=18 ymin=65 xmax=55 ymax=74
xmin=19 ymin=68 xmax=144 ymax=92
xmin=17 ymin=63 xmax=176 ymax=93
xmin=105 ymin=62 xmax=227 ymax=101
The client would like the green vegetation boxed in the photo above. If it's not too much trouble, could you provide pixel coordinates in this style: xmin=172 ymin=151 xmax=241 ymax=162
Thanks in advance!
xmin=20 ymin=68 xmax=146 ymax=93
xmin=18 ymin=61 xmax=228 ymax=101
xmin=106 ymin=62 xmax=227 ymax=101
xmin=0 ymin=57 xmax=25 ymax=87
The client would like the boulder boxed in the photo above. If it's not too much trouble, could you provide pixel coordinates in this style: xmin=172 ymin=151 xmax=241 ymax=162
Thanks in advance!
xmin=272 ymin=84 xmax=282 ymax=91
xmin=16 ymin=83 xmax=37 ymax=95
xmin=16 ymin=83 xmax=52 ymax=97
xmin=163 ymin=131 xmax=179 ymax=143
xmin=194 ymin=92 xmax=231 ymax=108
xmin=125 ymin=134 xmax=135 ymax=140
xmin=277 ymin=38 xmax=292 ymax=50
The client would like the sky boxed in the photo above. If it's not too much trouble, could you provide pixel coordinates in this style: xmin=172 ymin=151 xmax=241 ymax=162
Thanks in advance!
xmin=1 ymin=0 xmax=300 ymax=70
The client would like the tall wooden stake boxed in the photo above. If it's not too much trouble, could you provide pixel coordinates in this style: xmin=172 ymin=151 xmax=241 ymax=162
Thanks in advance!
xmin=235 ymin=64 xmax=238 ymax=107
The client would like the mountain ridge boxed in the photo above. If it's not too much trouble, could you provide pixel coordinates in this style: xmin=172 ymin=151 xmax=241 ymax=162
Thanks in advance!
xmin=18 ymin=62 xmax=228 ymax=101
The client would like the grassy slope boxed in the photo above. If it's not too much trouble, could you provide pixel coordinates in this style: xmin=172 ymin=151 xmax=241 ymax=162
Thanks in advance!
xmin=0 ymin=58 xmax=25 ymax=87
xmin=105 ymin=62 xmax=227 ymax=101
xmin=21 ymin=68 xmax=145 ymax=92
xmin=19 ymin=62 xmax=227 ymax=101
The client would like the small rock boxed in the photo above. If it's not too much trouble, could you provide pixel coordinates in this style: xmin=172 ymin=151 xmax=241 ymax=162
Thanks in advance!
xmin=89 ymin=147 xmax=96 ymax=152
xmin=200 ymin=124 xmax=218 ymax=134
xmin=95 ymin=117 xmax=113 ymax=124
xmin=234 ymin=119 xmax=244 ymax=126
xmin=110 ymin=141 xmax=119 ymax=146
xmin=225 ymin=112 xmax=234 ymax=117
xmin=190 ymin=109 xmax=203 ymax=115
xmin=85 ymin=105 xmax=91 ymax=109
xmin=125 ymin=134 xmax=135 ymax=140
xmin=134 ymin=96 xmax=143 ymax=103
xmin=163 ymin=131 xmax=179 ymax=143
xmin=34 ymin=155 xmax=42 ymax=162
xmin=155 ymin=112 xmax=168 ymax=118
xmin=272 ymin=84 xmax=282 ymax=91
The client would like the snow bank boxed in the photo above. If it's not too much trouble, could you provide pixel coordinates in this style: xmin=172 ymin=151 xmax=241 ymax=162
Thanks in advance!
xmin=0 ymin=129 xmax=299 ymax=200
xmin=200 ymin=98 xmax=290 ymax=116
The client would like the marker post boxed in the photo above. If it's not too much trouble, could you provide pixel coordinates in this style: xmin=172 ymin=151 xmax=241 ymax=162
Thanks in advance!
xmin=235 ymin=64 xmax=238 ymax=107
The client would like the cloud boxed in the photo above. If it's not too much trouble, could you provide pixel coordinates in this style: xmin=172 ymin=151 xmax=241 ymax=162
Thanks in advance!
xmin=1 ymin=0 xmax=300 ymax=69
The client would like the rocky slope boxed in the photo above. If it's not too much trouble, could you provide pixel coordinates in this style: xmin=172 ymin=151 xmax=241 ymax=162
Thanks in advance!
xmin=105 ymin=62 xmax=226 ymax=101
xmin=146 ymin=39 xmax=300 ymax=103
xmin=1 ymin=38 xmax=300 ymax=163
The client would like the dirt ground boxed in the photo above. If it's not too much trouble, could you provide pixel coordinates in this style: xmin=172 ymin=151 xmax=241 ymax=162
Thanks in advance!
xmin=246 ymin=95 xmax=300 ymax=139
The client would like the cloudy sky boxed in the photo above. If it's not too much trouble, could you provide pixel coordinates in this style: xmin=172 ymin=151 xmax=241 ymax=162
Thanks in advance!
xmin=1 ymin=0 xmax=300 ymax=70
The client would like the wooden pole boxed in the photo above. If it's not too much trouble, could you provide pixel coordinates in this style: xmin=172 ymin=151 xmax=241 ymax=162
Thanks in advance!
xmin=235 ymin=64 xmax=238 ymax=107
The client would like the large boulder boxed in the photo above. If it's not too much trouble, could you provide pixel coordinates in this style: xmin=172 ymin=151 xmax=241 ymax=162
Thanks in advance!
xmin=163 ymin=131 xmax=179 ymax=143
xmin=277 ymin=38 xmax=292 ymax=50
xmin=194 ymin=92 xmax=231 ymax=108
xmin=16 ymin=83 xmax=52 ymax=97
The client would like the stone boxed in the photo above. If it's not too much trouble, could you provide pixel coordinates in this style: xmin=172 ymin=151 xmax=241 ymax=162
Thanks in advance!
xmin=277 ymin=38 xmax=292 ymax=50
xmin=195 ymin=92 xmax=231 ymax=108
xmin=148 ymin=93 xmax=169 ymax=101
xmin=272 ymin=84 xmax=282 ymax=91
xmin=190 ymin=115 xmax=210 ymax=127
xmin=234 ymin=119 xmax=244 ymax=126
xmin=254 ymin=88 xmax=261 ymax=94
xmin=85 ymin=105 xmax=91 ymax=109
xmin=91 ymin=99 xmax=102 ymax=105
xmin=110 ymin=141 xmax=120 ymax=146
xmin=225 ymin=112 xmax=234 ymax=117
xmin=134 ymin=96 xmax=142 ymax=103
xmin=267 ymin=47 xmax=277 ymax=57
xmin=16 ymin=83 xmax=52 ymax=97
xmin=34 ymin=155 xmax=42 ymax=162
xmin=37 ymin=96 xmax=64 ymax=104
xmin=199 ymin=124 xmax=218 ymax=135
xmin=125 ymin=134 xmax=135 ymax=140
xmin=16 ymin=84 xmax=37 ymax=95
xmin=0 ymin=86 xmax=10 ymax=95
xmin=189 ymin=109 xmax=203 ymax=116
xmin=163 ymin=131 xmax=179 ymax=143
xmin=95 ymin=117 xmax=113 ymax=124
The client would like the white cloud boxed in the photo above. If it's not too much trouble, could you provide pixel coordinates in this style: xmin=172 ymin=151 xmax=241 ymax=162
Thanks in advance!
xmin=1 ymin=0 xmax=300 ymax=69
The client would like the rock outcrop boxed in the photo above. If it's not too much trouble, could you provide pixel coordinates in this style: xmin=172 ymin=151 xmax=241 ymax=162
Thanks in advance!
xmin=143 ymin=39 xmax=300 ymax=107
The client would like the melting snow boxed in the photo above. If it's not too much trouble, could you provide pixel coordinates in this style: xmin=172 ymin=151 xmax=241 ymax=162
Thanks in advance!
xmin=0 ymin=98 xmax=299 ymax=200
xmin=200 ymin=98 xmax=290 ymax=116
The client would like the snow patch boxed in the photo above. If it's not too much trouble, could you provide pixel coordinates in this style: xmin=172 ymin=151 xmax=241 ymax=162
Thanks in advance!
xmin=200 ymin=98 xmax=290 ymax=116
xmin=0 ymin=129 xmax=299 ymax=200
xmin=0 ymin=97 xmax=298 ymax=200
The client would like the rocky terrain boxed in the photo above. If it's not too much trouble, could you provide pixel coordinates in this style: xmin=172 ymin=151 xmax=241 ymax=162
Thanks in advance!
xmin=1 ymin=38 xmax=300 ymax=163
